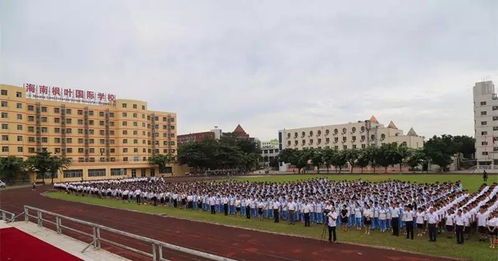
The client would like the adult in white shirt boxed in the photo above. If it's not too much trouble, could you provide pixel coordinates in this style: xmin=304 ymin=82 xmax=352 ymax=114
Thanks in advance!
xmin=273 ymin=200 xmax=280 ymax=223
xmin=327 ymin=207 xmax=338 ymax=243
xmin=444 ymin=211 xmax=455 ymax=239
xmin=288 ymin=199 xmax=296 ymax=225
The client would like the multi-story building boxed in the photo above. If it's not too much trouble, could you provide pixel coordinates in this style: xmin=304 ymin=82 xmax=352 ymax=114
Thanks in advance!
xmin=177 ymin=127 xmax=222 ymax=145
xmin=261 ymin=139 xmax=280 ymax=167
xmin=0 ymin=83 xmax=178 ymax=182
xmin=278 ymin=116 xmax=424 ymax=151
xmin=473 ymin=80 xmax=497 ymax=169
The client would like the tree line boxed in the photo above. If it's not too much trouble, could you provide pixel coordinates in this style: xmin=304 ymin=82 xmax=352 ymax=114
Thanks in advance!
xmin=277 ymin=135 xmax=475 ymax=173
xmin=0 ymin=151 xmax=71 ymax=185
xmin=177 ymin=133 xmax=261 ymax=173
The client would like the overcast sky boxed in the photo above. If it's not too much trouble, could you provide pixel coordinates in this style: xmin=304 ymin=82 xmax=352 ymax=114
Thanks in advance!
xmin=1 ymin=0 xmax=497 ymax=141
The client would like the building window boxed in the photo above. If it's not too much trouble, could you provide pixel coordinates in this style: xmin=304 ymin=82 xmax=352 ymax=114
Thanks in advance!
xmin=483 ymin=151 xmax=489 ymax=155
xmin=1 ymin=124 xmax=8 ymax=130
xmin=63 ymin=169 xmax=83 ymax=178
xmin=1 ymin=101 xmax=7 ymax=107
xmin=88 ymin=169 xmax=106 ymax=177
xmin=482 ymin=121 xmax=488 ymax=125
xmin=481 ymin=101 xmax=487 ymax=106
xmin=17 ymin=125 xmax=22 ymax=131
xmin=481 ymin=111 xmax=487 ymax=115
xmin=482 ymin=142 xmax=488 ymax=146
xmin=17 ymin=147 xmax=23 ymax=152
xmin=2 ymin=146 xmax=9 ymax=152
xmin=493 ymin=116 xmax=498 ymax=121
xmin=0 ymin=90 xmax=7 ymax=95
xmin=111 ymin=168 xmax=126 ymax=176
xmin=16 ymin=103 xmax=22 ymax=109
xmin=16 ymin=92 xmax=22 ymax=97
xmin=122 ymin=103 xmax=127 ymax=108
xmin=1 ymin=112 xmax=8 ymax=118
xmin=2 ymin=135 xmax=8 ymax=141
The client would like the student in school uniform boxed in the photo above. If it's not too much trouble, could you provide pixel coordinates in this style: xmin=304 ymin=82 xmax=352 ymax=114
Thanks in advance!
xmin=235 ymin=196 xmax=241 ymax=216
xmin=487 ymin=211 xmax=497 ymax=249
xmin=340 ymin=205 xmax=349 ymax=232
xmin=445 ymin=210 xmax=455 ymax=238
xmin=288 ymin=199 xmax=296 ymax=225
xmin=416 ymin=208 xmax=426 ymax=237
xmin=403 ymin=205 xmax=414 ymax=240
xmin=391 ymin=203 xmax=400 ymax=236
xmin=327 ymin=207 xmax=338 ymax=243
xmin=379 ymin=205 xmax=387 ymax=233
xmin=476 ymin=206 xmax=489 ymax=242
xmin=454 ymin=209 xmax=466 ymax=244
xmin=354 ymin=203 xmax=363 ymax=230
xmin=427 ymin=208 xmax=439 ymax=242
xmin=303 ymin=200 xmax=312 ymax=227
xmin=273 ymin=199 xmax=280 ymax=223
xmin=363 ymin=204 xmax=373 ymax=235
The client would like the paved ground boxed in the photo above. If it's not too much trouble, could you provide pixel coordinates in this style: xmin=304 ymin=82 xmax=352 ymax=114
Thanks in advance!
xmin=0 ymin=185 xmax=453 ymax=261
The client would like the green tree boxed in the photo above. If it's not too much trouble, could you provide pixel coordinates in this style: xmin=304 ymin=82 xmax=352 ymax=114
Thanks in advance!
xmin=407 ymin=148 xmax=428 ymax=172
xmin=48 ymin=156 xmax=71 ymax=184
xmin=332 ymin=149 xmax=348 ymax=173
xmin=25 ymin=151 xmax=53 ymax=183
xmin=344 ymin=149 xmax=359 ymax=173
xmin=356 ymin=149 xmax=371 ymax=173
xmin=149 ymin=154 xmax=175 ymax=173
xmin=309 ymin=148 xmax=323 ymax=174
xmin=0 ymin=156 xmax=26 ymax=184
xmin=322 ymin=148 xmax=336 ymax=173
xmin=425 ymin=135 xmax=455 ymax=172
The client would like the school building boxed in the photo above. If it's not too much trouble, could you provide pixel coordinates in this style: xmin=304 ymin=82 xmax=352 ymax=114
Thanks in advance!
xmin=278 ymin=115 xmax=424 ymax=151
xmin=0 ymin=83 xmax=180 ymax=183
xmin=473 ymin=80 xmax=498 ymax=169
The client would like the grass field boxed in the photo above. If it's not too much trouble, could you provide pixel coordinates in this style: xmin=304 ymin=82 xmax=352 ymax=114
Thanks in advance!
xmin=45 ymin=174 xmax=498 ymax=261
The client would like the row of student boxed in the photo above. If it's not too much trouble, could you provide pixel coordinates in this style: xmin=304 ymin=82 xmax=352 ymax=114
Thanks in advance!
xmin=54 ymin=178 xmax=497 ymax=247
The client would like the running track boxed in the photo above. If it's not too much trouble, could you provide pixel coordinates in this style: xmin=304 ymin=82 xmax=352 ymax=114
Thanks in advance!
xmin=0 ymin=186 xmax=452 ymax=261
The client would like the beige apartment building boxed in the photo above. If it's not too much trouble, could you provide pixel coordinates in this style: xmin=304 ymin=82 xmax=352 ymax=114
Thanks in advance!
xmin=473 ymin=80 xmax=498 ymax=169
xmin=278 ymin=116 xmax=424 ymax=151
xmin=0 ymin=84 xmax=178 ymax=183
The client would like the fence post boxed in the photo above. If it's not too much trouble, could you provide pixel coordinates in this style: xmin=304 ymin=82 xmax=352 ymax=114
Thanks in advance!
xmin=158 ymin=244 xmax=163 ymax=261
xmin=152 ymin=243 xmax=157 ymax=261
xmin=24 ymin=207 xmax=28 ymax=222
xmin=96 ymin=227 xmax=101 ymax=249
xmin=37 ymin=211 xmax=42 ymax=227
xmin=56 ymin=216 xmax=61 ymax=234
xmin=1 ymin=212 xmax=5 ymax=221
xmin=92 ymin=226 xmax=97 ymax=249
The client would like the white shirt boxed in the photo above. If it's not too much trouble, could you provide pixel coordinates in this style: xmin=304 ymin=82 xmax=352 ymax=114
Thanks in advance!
xmin=327 ymin=211 xmax=338 ymax=227
xmin=390 ymin=207 xmax=400 ymax=218
xmin=477 ymin=212 xmax=489 ymax=227
xmin=426 ymin=213 xmax=438 ymax=224
xmin=454 ymin=214 xmax=466 ymax=226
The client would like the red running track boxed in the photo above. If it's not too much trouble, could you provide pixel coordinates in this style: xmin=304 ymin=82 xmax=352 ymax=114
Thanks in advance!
xmin=0 ymin=227 xmax=82 ymax=261
xmin=0 ymin=186 xmax=452 ymax=261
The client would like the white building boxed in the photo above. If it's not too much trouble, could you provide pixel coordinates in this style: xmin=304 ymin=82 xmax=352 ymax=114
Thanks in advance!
xmin=473 ymin=80 xmax=497 ymax=169
xmin=260 ymin=139 xmax=279 ymax=167
xmin=278 ymin=116 xmax=424 ymax=151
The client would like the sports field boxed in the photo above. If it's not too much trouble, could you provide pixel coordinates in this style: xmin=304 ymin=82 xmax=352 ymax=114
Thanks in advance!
xmin=46 ymin=174 xmax=497 ymax=261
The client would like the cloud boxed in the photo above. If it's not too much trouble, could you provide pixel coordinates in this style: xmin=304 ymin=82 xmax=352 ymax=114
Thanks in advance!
xmin=1 ymin=0 xmax=497 ymax=140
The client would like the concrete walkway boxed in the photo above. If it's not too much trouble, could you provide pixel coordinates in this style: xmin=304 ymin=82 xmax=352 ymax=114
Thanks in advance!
xmin=0 ymin=221 xmax=129 ymax=261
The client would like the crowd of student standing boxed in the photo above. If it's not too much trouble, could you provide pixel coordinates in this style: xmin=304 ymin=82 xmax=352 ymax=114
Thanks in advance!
xmin=54 ymin=177 xmax=498 ymax=248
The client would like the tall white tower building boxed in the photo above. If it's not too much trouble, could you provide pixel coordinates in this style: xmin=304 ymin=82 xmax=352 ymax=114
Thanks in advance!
xmin=473 ymin=80 xmax=497 ymax=169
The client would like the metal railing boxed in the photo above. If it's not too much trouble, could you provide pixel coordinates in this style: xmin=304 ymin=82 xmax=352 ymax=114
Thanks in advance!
xmin=0 ymin=208 xmax=15 ymax=222
xmin=23 ymin=205 xmax=236 ymax=261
